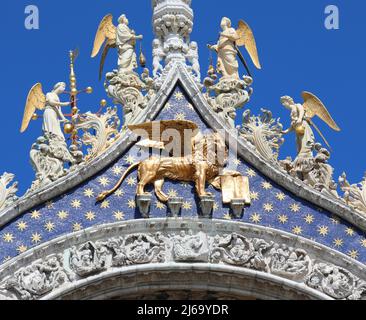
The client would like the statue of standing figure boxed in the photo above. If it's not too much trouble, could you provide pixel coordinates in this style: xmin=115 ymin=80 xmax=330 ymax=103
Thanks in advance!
xmin=116 ymin=14 xmax=143 ymax=74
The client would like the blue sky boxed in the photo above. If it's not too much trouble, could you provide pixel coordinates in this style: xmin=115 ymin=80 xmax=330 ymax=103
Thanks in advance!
xmin=1 ymin=0 xmax=364 ymax=195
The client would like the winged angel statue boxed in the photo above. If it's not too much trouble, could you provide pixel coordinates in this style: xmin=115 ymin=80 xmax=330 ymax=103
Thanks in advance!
xmin=20 ymin=83 xmax=76 ymax=190
xmin=208 ymin=17 xmax=261 ymax=79
xmin=91 ymin=14 xmax=143 ymax=79
xmin=280 ymin=92 xmax=341 ymax=172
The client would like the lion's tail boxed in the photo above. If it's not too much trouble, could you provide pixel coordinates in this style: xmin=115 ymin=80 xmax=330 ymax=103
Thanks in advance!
xmin=96 ymin=162 xmax=140 ymax=202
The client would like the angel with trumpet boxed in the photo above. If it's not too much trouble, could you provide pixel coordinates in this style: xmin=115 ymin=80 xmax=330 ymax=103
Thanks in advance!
xmin=280 ymin=92 xmax=341 ymax=171
xmin=208 ymin=17 xmax=261 ymax=79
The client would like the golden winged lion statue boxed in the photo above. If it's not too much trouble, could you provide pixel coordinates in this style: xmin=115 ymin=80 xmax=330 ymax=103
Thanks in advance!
xmin=91 ymin=14 xmax=143 ymax=80
xmin=97 ymin=120 xmax=233 ymax=203
xmin=281 ymin=91 xmax=341 ymax=164
xmin=208 ymin=17 xmax=261 ymax=79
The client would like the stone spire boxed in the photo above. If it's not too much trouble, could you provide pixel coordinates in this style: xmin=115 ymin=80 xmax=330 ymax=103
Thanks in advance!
xmin=152 ymin=0 xmax=195 ymax=65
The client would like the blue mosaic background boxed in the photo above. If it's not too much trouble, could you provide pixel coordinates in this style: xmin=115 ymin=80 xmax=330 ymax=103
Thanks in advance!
xmin=1 ymin=85 xmax=365 ymax=265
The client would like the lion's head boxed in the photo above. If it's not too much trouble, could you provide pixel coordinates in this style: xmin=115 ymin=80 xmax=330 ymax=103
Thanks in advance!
xmin=193 ymin=132 xmax=228 ymax=167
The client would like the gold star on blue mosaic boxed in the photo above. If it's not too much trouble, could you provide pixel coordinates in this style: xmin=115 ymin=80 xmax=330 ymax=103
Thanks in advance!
xmin=100 ymin=200 xmax=110 ymax=209
xmin=348 ymin=249 xmax=359 ymax=260
xmin=304 ymin=214 xmax=315 ymax=224
xmin=261 ymin=181 xmax=272 ymax=190
xmin=30 ymin=210 xmax=41 ymax=220
xmin=71 ymin=199 xmax=82 ymax=209
xmin=174 ymin=91 xmax=184 ymax=100
xmin=175 ymin=112 xmax=186 ymax=120
xmin=45 ymin=222 xmax=55 ymax=232
xmin=45 ymin=201 xmax=54 ymax=209
xmin=275 ymin=192 xmax=286 ymax=201
xmin=126 ymin=177 xmax=137 ymax=186
xmin=58 ymin=210 xmax=69 ymax=220
xmin=31 ymin=233 xmax=42 ymax=244
xmin=292 ymin=226 xmax=303 ymax=235
xmin=73 ymin=223 xmax=83 ymax=232
xmin=182 ymin=201 xmax=192 ymax=210
xmin=16 ymin=221 xmax=28 ymax=231
xmin=114 ymin=189 xmax=124 ymax=197
xmin=112 ymin=166 xmax=123 ymax=176
xmin=246 ymin=169 xmax=256 ymax=178
xmin=250 ymin=213 xmax=262 ymax=224
xmin=278 ymin=214 xmax=288 ymax=224
xmin=223 ymin=213 xmax=232 ymax=220
xmin=3 ymin=233 xmax=14 ymax=243
xmin=360 ymin=239 xmax=366 ymax=248
xmin=250 ymin=192 xmax=259 ymax=201
xmin=155 ymin=201 xmax=165 ymax=210
xmin=330 ymin=215 xmax=340 ymax=225
xmin=85 ymin=211 xmax=96 ymax=221
xmin=318 ymin=225 xmax=329 ymax=237
xmin=290 ymin=203 xmax=301 ymax=213
xmin=345 ymin=227 xmax=355 ymax=237
xmin=125 ymin=155 xmax=135 ymax=165
xmin=17 ymin=245 xmax=28 ymax=254
xmin=98 ymin=177 xmax=110 ymax=187
xmin=333 ymin=238 xmax=344 ymax=248
xmin=168 ymin=189 xmax=178 ymax=198
xmin=263 ymin=203 xmax=274 ymax=213
xmin=113 ymin=211 xmax=125 ymax=221
xmin=128 ymin=199 xmax=136 ymax=209
xmin=83 ymin=188 xmax=94 ymax=198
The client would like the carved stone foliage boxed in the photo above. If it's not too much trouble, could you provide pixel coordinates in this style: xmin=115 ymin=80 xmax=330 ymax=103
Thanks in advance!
xmin=1 ymin=255 xmax=70 ymax=300
xmin=105 ymin=69 xmax=156 ymax=125
xmin=169 ymin=231 xmax=209 ymax=262
xmin=153 ymin=0 xmax=193 ymax=65
xmin=27 ymin=133 xmax=81 ymax=193
xmin=1 ymin=230 xmax=365 ymax=300
xmin=280 ymin=143 xmax=339 ymax=198
xmin=339 ymin=172 xmax=366 ymax=215
xmin=74 ymin=107 xmax=121 ymax=162
xmin=0 ymin=173 xmax=18 ymax=211
xmin=306 ymin=263 xmax=366 ymax=300
xmin=204 ymin=75 xmax=253 ymax=128
xmin=240 ymin=109 xmax=284 ymax=163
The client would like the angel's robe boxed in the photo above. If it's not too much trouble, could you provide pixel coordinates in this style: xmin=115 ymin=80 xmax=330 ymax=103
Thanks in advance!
xmin=216 ymin=28 xmax=240 ymax=79
xmin=43 ymin=93 xmax=65 ymax=139
xmin=117 ymin=23 xmax=137 ymax=73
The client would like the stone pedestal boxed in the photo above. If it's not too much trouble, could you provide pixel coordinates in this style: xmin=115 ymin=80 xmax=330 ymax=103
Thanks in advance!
xmin=168 ymin=197 xmax=184 ymax=217
xmin=230 ymin=199 xmax=246 ymax=219
xmin=136 ymin=195 xmax=152 ymax=218
xmin=199 ymin=195 xmax=214 ymax=219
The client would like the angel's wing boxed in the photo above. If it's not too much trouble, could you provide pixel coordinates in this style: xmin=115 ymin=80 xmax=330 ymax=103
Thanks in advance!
xmin=302 ymin=91 xmax=341 ymax=132
xmin=128 ymin=120 xmax=199 ymax=152
xmin=91 ymin=14 xmax=117 ymax=58
xmin=236 ymin=20 xmax=261 ymax=69
xmin=20 ymin=83 xmax=46 ymax=133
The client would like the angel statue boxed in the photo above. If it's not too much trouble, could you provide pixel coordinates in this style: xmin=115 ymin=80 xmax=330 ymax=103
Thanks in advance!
xmin=20 ymin=83 xmax=77 ymax=191
xmin=280 ymin=92 xmax=341 ymax=175
xmin=91 ymin=14 xmax=143 ymax=80
xmin=20 ymin=82 xmax=70 ymax=138
xmin=208 ymin=17 xmax=261 ymax=79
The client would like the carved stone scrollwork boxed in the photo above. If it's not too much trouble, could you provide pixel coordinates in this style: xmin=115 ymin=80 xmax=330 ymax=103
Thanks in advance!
xmin=280 ymin=143 xmax=339 ymax=199
xmin=0 ymin=172 xmax=18 ymax=211
xmin=3 ymin=255 xmax=70 ymax=300
xmin=204 ymin=75 xmax=253 ymax=128
xmin=169 ymin=230 xmax=209 ymax=262
xmin=27 ymin=133 xmax=80 ymax=193
xmin=69 ymin=242 xmax=108 ymax=277
xmin=240 ymin=109 xmax=284 ymax=163
xmin=105 ymin=69 xmax=156 ymax=125
xmin=1 ymin=229 xmax=365 ymax=300
xmin=339 ymin=172 xmax=366 ymax=215
xmin=306 ymin=263 xmax=356 ymax=300
xmin=74 ymin=107 xmax=121 ymax=162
